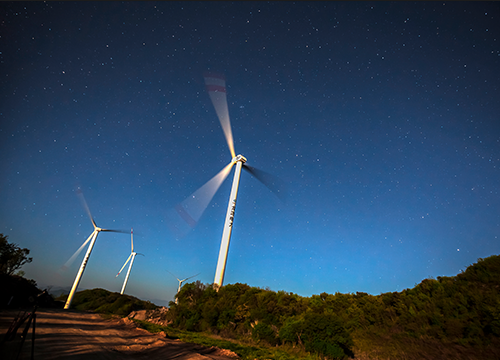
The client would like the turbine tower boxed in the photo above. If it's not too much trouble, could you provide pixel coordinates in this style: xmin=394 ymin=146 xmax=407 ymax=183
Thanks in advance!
xmin=116 ymin=228 xmax=143 ymax=295
xmin=213 ymin=154 xmax=246 ymax=288
xmin=64 ymin=190 xmax=127 ymax=309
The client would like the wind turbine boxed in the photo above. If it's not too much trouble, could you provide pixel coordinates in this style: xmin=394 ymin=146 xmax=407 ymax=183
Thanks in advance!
xmin=116 ymin=228 xmax=143 ymax=295
xmin=168 ymin=72 xmax=284 ymax=289
xmin=167 ymin=271 xmax=200 ymax=304
xmin=63 ymin=190 xmax=127 ymax=309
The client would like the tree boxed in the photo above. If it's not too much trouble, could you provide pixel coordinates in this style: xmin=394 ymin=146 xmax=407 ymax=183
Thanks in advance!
xmin=0 ymin=234 xmax=32 ymax=275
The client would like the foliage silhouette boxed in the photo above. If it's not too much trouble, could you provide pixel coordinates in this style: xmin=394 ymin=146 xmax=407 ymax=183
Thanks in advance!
xmin=0 ymin=233 xmax=32 ymax=276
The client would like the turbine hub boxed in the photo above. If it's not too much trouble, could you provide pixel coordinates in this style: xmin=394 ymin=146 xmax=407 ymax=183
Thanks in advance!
xmin=233 ymin=154 xmax=247 ymax=163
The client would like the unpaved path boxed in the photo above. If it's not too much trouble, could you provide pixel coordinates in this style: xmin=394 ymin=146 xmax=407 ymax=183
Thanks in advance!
xmin=0 ymin=308 xmax=238 ymax=360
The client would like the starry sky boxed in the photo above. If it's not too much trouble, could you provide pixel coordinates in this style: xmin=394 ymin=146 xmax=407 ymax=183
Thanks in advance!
xmin=1 ymin=2 xmax=499 ymax=306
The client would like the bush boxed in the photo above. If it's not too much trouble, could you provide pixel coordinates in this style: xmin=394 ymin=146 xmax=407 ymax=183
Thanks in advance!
xmin=300 ymin=312 xmax=354 ymax=359
xmin=279 ymin=312 xmax=353 ymax=359
xmin=279 ymin=316 xmax=304 ymax=345
xmin=252 ymin=322 xmax=279 ymax=345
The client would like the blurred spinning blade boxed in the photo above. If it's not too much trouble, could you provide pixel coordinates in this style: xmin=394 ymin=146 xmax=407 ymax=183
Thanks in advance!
xmin=243 ymin=164 xmax=287 ymax=202
xmin=204 ymin=72 xmax=236 ymax=158
xmin=60 ymin=231 xmax=95 ymax=272
xmin=166 ymin=162 xmax=234 ymax=237
xmin=77 ymin=188 xmax=97 ymax=229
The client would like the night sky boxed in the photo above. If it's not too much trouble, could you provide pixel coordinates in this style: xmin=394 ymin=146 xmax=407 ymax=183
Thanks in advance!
xmin=1 ymin=2 xmax=499 ymax=306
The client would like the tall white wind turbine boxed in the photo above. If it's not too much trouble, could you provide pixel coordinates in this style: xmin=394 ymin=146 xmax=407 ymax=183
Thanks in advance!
xmin=168 ymin=72 xmax=284 ymax=290
xmin=116 ymin=228 xmax=143 ymax=295
xmin=204 ymin=72 xmax=247 ymax=289
xmin=63 ymin=190 xmax=127 ymax=309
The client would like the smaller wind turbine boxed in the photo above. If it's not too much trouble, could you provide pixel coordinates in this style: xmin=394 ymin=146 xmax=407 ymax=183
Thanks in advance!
xmin=116 ymin=228 xmax=143 ymax=295
xmin=64 ymin=190 xmax=127 ymax=309
xmin=167 ymin=271 xmax=200 ymax=304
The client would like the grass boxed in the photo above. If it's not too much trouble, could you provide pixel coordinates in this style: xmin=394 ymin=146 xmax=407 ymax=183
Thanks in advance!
xmin=351 ymin=328 xmax=500 ymax=360
xmin=133 ymin=319 xmax=500 ymax=360
xmin=98 ymin=313 xmax=122 ymax=320
xmin=132 ymin=319 xmax=321 ymax=360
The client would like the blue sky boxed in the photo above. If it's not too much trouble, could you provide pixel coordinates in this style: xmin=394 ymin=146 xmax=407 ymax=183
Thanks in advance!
xmin=1 ymin=2 xmax=499 ymax=306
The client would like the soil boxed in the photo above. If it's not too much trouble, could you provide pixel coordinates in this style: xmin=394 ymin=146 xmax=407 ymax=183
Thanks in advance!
xmin=0 ymin=308 xmax=239 ymax=360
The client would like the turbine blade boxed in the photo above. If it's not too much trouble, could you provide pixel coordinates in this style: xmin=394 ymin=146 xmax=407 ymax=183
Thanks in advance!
xmin=166 ymin=270 xmax=178 ymax=279
xmin=166 ymin=162 xmax=235 ymax=237
xmin=185 ymin=273 xmax=200 ymax=282
xmin=61 ymin=231 xmax=95 ymax=271
xmin=130 ymin=228 xmax=134 ymax=253
xmin=167 ymin=270 xmax=182 ymax=282
xmin=102 ymin=229 xmax=129 ymax=234
xmin=204 ymin=72 xmax=236 ymax=158
xmin=179 ymin=273 xmax=200 ymax=283
xmin=77 ymin=188 xmax=97 ymax=228
xmin=243 ymin=164 xmax=287 ymax=202
xmin=116 ymin=253 xmax=133 ymax=277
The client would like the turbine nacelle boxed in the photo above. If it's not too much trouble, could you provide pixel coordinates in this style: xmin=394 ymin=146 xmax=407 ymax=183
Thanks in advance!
xmin=232 ymin=154 xmax=247 ymax=164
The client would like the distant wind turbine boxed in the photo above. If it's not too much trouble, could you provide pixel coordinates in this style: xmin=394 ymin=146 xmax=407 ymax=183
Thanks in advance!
xmin=116 ymin=228 xmax=143 ymax=295
xmin=167 ymin=270 xmax=200 ymax=304
xmin=167 ymin=72 xmax=285 ymax=290
xmin=64 ymin=190 xmax=128 ymax=309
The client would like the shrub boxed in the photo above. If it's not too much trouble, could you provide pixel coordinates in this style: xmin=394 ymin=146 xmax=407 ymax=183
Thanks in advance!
xmin=279 ymin=316 xmax=304 ymax=345
xmin=252 ymin=322 xmax=279 ymax=345
xmin=279 ymin=312 xmax=353 ymax=359
xmin=300 ymin=312 xmax=354 ymax=359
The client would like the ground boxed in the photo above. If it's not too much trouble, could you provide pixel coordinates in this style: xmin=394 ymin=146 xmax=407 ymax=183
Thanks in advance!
xmin=0 ymin=308 xmax=238 ymax=360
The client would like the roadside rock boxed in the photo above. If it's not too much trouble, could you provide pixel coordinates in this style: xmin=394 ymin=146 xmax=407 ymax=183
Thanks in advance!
xmin=128 ymin=306 xmax=171 ymax=326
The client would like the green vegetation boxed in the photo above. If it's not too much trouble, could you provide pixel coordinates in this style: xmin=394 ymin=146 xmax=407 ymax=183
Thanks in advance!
xmin=56 ymin=288 xmax=158 ymax=316
xmin=164 ymin=255 xmax=500 ymax=360
xmin=133 ymin=318 xmax=322 ymax=360
xmin=166 ymin=282 xmax=354 ymax=359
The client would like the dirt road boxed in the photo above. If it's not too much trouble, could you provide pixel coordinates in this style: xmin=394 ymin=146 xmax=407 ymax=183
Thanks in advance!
xmin=0 ymin=308 xmax=238 ymax=360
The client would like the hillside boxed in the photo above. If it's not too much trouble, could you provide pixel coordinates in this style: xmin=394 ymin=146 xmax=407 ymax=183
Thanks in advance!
xmin=164 ymin=255 xmax=500 ymax=360
xmin=56 ymin=288 xmax=159 ymax=316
